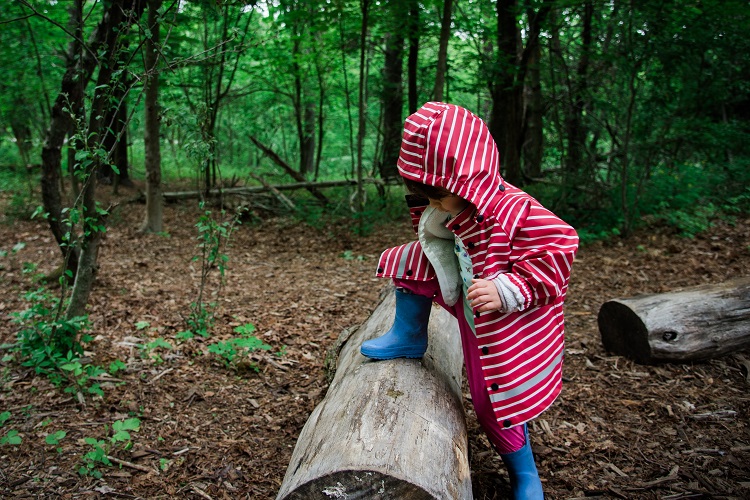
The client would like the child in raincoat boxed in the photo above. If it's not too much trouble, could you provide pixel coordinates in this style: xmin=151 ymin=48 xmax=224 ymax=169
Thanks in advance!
xmin=361 ymin=102 xmax=579 ymax=499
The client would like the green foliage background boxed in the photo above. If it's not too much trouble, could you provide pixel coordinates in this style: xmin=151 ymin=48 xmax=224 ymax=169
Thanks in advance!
xmin=0 ymin=0 xmax=748 ymax=239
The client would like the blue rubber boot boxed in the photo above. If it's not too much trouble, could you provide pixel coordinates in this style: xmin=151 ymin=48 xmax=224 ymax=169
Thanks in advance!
xmin=360 ymin=289 xmax=431 ymax=360
xmin=500 ymin=425 xmax=544 ymax=499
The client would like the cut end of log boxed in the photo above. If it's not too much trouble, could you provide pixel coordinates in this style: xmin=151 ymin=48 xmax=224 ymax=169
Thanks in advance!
xmin=598 ymin=300 xmax=653 ymax=364
xmin=278 ymin=470 xmax=436 ymax=500
xmin=597 ymin=278 xmax=750 ymax=364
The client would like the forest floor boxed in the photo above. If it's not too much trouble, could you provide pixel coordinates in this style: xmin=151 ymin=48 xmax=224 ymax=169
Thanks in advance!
xmin=0 ymin=185 xmax=749 ymax=499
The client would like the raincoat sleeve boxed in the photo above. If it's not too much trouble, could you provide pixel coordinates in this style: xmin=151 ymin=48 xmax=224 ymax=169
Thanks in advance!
xmin=375 ymin=195 xmax=436 ymax=282
xmin=491 ymin=200 xmax=579 ymax=310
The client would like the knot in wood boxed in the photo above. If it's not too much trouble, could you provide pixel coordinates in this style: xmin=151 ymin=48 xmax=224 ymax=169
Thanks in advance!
xmin=662 ymin=330 xmax=679 ymax=342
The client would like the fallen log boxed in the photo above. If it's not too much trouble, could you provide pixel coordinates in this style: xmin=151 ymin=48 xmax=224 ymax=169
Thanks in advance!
xmin=276 ymin=287 xmax=472 ymax=500
xmin=598 ymin=277 xmax=750 ymax=364
xmin=161 ymin=178 xmax=382 ymax=202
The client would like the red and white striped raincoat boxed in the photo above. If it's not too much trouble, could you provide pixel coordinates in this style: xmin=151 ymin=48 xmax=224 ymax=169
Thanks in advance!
xmin=376 ymin=102 xmax=579 ymax=428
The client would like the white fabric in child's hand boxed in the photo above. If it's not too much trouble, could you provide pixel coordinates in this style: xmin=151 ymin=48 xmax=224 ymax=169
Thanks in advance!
xmin=491 ymin=274 xmax=525 ymax=313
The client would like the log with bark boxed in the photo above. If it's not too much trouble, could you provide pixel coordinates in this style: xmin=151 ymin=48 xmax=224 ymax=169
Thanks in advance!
xmin=276 ymin=287 xmax=472 ymax=500
xmin=598 ymin=277 xmax=750 ymax=364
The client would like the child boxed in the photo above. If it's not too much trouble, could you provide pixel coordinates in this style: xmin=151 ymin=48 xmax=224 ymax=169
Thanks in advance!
xmin=361 ymin=102 xmax=579 ymax=499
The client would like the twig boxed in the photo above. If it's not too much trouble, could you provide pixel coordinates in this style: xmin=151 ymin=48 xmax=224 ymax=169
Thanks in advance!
xmin=148 ymin=367 xmax=174 ymax=384
xmin=190 ymin=484 xmax=213 ymax=500
xmin=106 ymin=455 xmax=154 ymax=474
xmin=249 ymin=173 xmax=296 ymax=211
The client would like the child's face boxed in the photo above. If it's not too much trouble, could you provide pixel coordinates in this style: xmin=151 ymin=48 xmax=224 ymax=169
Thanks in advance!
xmin=428 ymin=194 xmax=469 ymax=216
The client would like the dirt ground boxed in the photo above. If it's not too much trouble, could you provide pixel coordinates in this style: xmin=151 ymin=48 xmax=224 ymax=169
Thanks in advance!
xmin=0 ymin=187 xmax=749 ymax=499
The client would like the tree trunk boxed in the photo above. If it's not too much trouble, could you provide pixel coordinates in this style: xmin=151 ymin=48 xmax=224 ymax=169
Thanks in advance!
xmin=564 ymin=1 xmax=592 ymax=184
xmin=432 ymin=0 xmax=453 ymax=102
xmin=141 ymin=0 xmax=164 ymax=233
xmin=114 ymin=89 xmax=130 ymax=186
xmin=407 ymin=0 xmax=420 ymax=114
xmin=302 ymin=99 xmax=316 ymax=175
xmin=66 ymin=0 xmax=146 ymax=320
xmin=598 ymin=277 xmax=750 ymax=365
xmin=489 ymin=0 xmax=549 ymax=186
xmin=101 ymin=76 xmax=130 ymax=190
xmin=380 ymin=29 xmax=405 ymax=181
xmin=489 ymin=0 xmax=522 ymax=185
xmin=276 ymin=287 xmax=472 ymax=499
xmin=522 ymin=18 xmax=543 ymax=180
xmin=355 ymin=0 xmax=370 ymax=224
xmin=40 ymin=0 xmax=92 ymax=276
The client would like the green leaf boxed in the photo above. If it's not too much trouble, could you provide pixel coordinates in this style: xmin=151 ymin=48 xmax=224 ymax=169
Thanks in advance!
xmin=1 ymin=430 xmax=22 ymax=445
xmin=0 ymin=412 xmax=10 ymax=426
xmin=111 ymin=430 xmax=131 ymax=442
xmin=45 ymin=430 xmax=67 ymax=445
xmin=135 ymin=321 xmax=151 ymax=330
xmin=109 ymin=359 xmax=126 ymax=374
xmin=113 ymin=417 xmax=141 ymax=432
xmin=233 ymin=323 xmax=256 ymax=336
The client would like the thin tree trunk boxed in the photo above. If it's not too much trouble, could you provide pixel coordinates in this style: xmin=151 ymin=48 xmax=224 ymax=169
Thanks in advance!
xmin=141 ymin=0 xmax=164 ymax=234
xmin=432 ymin=0 xmax=453 ymax=101
xmin=356 ymin=0 xmax=370 ymax=225
xmin=523 ymin=33 xmax=543 ymax=180
xmin=302 ymin=100 xmax=316 ymax=175
xmin=337 ymin=7 xmax=356 ymax=178
xmin=407 ymin=0 xmax=420 ymax=114
xmin=114 ymin=88 xmax=130 ymax=188
xmin=564 ymin=1 xmax=592 ymax=181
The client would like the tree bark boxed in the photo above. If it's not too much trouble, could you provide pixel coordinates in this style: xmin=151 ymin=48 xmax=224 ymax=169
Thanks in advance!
xmin=40 ymin=0 xmax=90 ymax=275
xmin=489 ymin=0 xmax=550 ymax=186
xmin=355 ymin=0 xmax=370 ymax=224
xmin=101 ymin=75 xmax=130 ymax=190
xmin=276 ymin=287 xmax=472 ymax=499
xmin=598 ymin=277 xmax=750 ymax=364
xmin=522 ymin=11 xmax=543 ymax=180
xmin=380 ymin=28 xmax=405 ymax=181
xmin=564 ymin=1 xmax=593 ymax=184
xmin=407 ymin=0 xmax=420 ymax=114
xmin=432 ymin=0 xmax=453 ymax=102
xmin=141 ymin=0 xmax=164 ymax=233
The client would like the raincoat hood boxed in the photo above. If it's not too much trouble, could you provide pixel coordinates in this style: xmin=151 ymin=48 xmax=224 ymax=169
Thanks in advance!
xmin=397 ymin=102 xmax=504 ymax=214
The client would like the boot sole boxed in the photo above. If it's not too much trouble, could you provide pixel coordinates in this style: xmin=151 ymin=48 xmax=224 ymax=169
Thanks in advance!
xmin=360 ymin=346 xmax=427 ymax=360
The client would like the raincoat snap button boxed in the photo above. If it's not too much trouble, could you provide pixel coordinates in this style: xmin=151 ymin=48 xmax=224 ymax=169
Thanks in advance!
xmin=491 ymin=383 xmax=499 ymax=391
xmin=476 ymin=215 xmax=484 ymax=222
xmin=468 ymin=242 xmax=475 ymax=249
xmin=481 ymin=347 xmax=489 ymax=355
xmin=499 ymin=185 xmax=505 ymax=192
xmin=473 ymin=274 xmax=480 ymax=279
xmin=452 ymin=224 xmax=460 ymax=231
xmin=475 ymin=311 xmax=480 ymax=318
xmin=405 ymin=269 xmax=413 ymax=276
xmin=377 ymin=267 xmax=384 ymax=273
xmin=503 ymin=419 xmax=512 ymax=428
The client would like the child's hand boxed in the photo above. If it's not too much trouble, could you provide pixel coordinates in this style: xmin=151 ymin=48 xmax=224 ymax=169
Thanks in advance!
xmin=467 ymin=279 xmax=504 ymax=312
